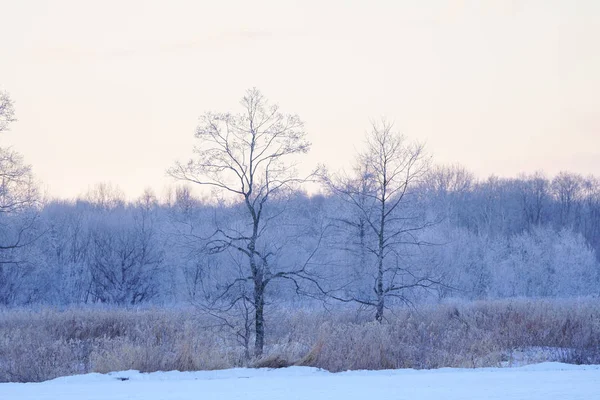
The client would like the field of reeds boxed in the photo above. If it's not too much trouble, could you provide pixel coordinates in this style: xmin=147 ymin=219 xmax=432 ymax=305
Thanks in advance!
xmin=1 ymin=298 xmax=599 ymax=382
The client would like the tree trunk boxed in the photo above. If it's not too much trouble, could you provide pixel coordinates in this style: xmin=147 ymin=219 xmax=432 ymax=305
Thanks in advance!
xmin=375 ymin=297 xmax=384 ymax=322
xmin=375 ymin=254 xmax=384 ymax=322
xmin=375 ymin=213 xmax=385 ymax=322
xmin=254 ymin=284 xmax=265 ymax=357
xmin=248 ymin=232 xmax=265 ymax=358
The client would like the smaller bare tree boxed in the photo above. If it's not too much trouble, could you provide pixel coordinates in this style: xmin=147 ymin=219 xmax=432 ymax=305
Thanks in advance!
xmin=323 ymin=120 xmax=441 ymax=321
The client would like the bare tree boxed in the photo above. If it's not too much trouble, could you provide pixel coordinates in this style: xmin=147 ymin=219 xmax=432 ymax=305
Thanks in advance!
xmin=323 ymin=120 xmax=439 ymax=321
xmin=580 ymin=176 xmax=600 ymax=255
xmin=84 ymin=182 xmax=126 ymax=210
xmin=517 ymin=172 xmax=550 ymax=230
xmin=424 ymin=164 xmax=475 ymax=228
xmin=42 ymin=200 xmax=92 ymax=304
xmin=87 ymin=205 xmax=164 ymax=305
xmin=552 ymin=172 xmax=583 ymax=227
xmin=0 ymin=90 xmax=42 ymax=303
xmin=0 ymin=91 xmax=40 ymax=261
xmin=169 ymin=88 xmax=314 ymax=357
xmin=425 ymin=164 xmax=474 ymax=195
xmin=0 ymin=91 xmax=36 ymax=219
xmin=0 ymin=91 xmax=16 ymax=133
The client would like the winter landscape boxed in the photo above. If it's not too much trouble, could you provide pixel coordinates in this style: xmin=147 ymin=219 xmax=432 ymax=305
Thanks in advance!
xmin=1 ymin=1 xmax=600 ymax=398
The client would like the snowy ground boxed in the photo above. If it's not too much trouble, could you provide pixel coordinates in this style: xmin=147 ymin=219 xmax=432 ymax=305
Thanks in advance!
xmin=1 ymin=363 xmax=599 ymax=400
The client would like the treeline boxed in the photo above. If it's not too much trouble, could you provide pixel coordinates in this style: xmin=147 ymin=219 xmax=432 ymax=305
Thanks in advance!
xmin=2 ymin=169 xmax=599 ymax=307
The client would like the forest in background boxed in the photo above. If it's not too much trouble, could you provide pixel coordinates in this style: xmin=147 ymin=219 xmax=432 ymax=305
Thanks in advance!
xmin=3 ymin=166 xmax=599 ymax=308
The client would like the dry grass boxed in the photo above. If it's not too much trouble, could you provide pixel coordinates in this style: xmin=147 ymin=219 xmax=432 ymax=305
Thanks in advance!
xmin=1 ymin=299 xmax=599 ymax=382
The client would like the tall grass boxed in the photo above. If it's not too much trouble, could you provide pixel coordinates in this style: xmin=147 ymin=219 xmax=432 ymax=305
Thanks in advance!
xmin=1 ymin=299 xmax=599 ymax=382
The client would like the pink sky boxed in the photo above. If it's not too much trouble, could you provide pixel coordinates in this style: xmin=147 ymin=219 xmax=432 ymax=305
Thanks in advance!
xmin=1 ymin=0 xmax=598 ymax=199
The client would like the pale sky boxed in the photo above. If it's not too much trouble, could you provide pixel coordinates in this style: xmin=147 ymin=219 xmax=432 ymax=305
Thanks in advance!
xmin=1 ymin=0 xmax=599 ymax=200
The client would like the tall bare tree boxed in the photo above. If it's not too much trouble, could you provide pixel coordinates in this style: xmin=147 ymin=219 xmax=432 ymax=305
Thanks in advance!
xmin=323 ymin=120 xmax=439 ymax=321
xmin=169 ymin=88 xmax=314 ymax=357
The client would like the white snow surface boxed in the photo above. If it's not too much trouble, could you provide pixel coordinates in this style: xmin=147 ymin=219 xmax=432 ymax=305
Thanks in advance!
xmin=2 ymin=363 xmax=599 ymax=400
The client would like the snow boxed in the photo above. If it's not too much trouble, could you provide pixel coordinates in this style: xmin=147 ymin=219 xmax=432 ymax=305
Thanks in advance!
xmin=1 ymin=363 xmax=599 ymax=400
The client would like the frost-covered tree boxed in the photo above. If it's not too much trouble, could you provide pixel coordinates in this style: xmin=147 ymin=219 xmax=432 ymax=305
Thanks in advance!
xmin=552 ymin=172 xmax=583 ymax=228
xmin=517 ymin=172 xmax=550 ymax=230
xmin=499 ymin=227 xmax=598 ymax=297
xmin=87 ymin=204 xmax=164 ymax=305
xmin=323 ymin=120 xmax=440 ymax=321
xmin=169 ymin=88 xmax=318 ymax=356
xmin=0 ymin=90 xmax=42 ymax=304
xmin=40 ymin=200 xmax=92 ymax=304
xmin=0 ymin=91 xmax=16 ymax=133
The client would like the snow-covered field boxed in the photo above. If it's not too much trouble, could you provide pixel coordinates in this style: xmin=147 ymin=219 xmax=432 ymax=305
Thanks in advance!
xmin=1 ymin=363 xmax=599 ymax=400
